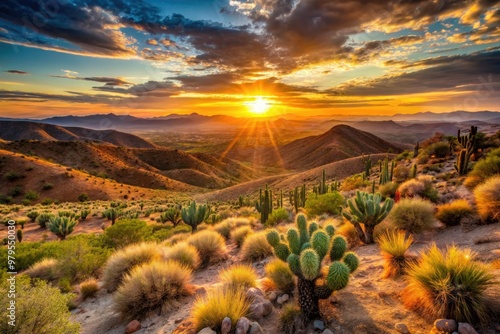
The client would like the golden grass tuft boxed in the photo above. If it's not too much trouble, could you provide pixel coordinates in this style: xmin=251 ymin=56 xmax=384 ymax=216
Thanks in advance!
xmin=114 ymin=260 xmax=194 ymax=319
xmin=240 ymin=231 xmax=273 ymax=262
xmin=377 ymin=230 xmax=414 ymax=278
xmin=187 ymin=230 xmax=227 ymax=267
xmin=389 ymin=198 xmax=436 ymax=234
xmin=191 ymin=285 xmax=251 ymax=332
xmin=24 ymin=258 xmax=60 ymax=282
xmin=473 ymin=175 xmax=500 ymax=223
xmin=435 ymin=199 xmax=474 ymax=226
xmin=280 ymin=303 xmax=303 ymax=334
xmin=230 ymin=226 xmax=254 ymax=247
xmin=163 ymin=242 xmax=201 ymax=270
xmin=219 ymin=264 xmax=258 ymax=288
xmin=79 ymin=278 xmax=99 ymax=300
xmin=336 ymin=222 xmax=360 ymax=247
xmin=402 ymin=244 xmax=495 ymax=323
xmin=102 ymin=242 xmax=163 ymax=292
xmin=264 ymin=259 xmax=295 ymax=294
xmin=214 ymin=220 xmax=233 ymax=239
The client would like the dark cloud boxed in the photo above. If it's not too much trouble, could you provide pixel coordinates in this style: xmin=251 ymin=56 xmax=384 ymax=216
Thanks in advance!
xmin=50 ymin=75 xmax=133 ymax=86
xmin=5 ymin=70 xmax=28 ymax=74
xmin=0 ymin=89 xmax=118 ymax=103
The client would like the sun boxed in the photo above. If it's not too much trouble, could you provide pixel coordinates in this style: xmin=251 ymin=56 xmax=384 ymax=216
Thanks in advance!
xmin=246 ymin=97 xmax=271 ymax=115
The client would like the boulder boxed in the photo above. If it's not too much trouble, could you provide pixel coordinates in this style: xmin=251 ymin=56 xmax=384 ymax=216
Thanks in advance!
xmin=249 ymin=322 xmax=264 ymax=334
xmin=236 ymin=317 xmax=251 ymax=334
xmin=457 ymin=323 xmax=478 ymax=334
xmin=434 ymin=319 xmax=458 ymax=332
xmin=395 ymin=323 xmax=409 ymax=334
xmin=197 ymin=327 xmax=216 ymax=334
xmin=221 ymin=317 xmax=232 ymax=334
xmin=125 ymin=320 xmax=141 ymax=334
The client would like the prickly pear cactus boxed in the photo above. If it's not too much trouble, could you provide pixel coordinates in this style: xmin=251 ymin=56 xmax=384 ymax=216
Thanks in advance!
xmin=266 ymin=214 xmax=359 ymax=319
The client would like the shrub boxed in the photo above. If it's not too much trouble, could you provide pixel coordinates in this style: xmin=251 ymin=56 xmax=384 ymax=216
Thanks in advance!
xmin=101 ymin=219 xmax=152 ymax=248
xmin=0 ymin=278 xmax=80 ymax=334
xmin=393 ymin=165 xmax=409 ymax=181
xmin=436 ymin=200 xmax=473 ymax=226
xmin=264 ymin=259 xmax=295 ymax=294
xmin=187 ymin=230 xmax=227 ymax=267
xmin=425 ymin=142 xmax=449 ymax=158
xmin=102 ymin=242 xmax=163 ymax=292
xmin=42 ymin=183 xmax=54 ymax=190
xmin=24 ymin=258 xmax=60 ymax=282
xmin=191 ymin=285 xmax=251 ymax=332
xmin=389 ymin=198 xmax=436 ymax=234
xmin=230 ymin=226 xmax=253 ymax=247
xmin=280 ymin=303 xmax=303 ymax=334
xmin=336 ymin=222 xmax=360 ymax=247
xmin=464 ymin=155 xmax=500 ymax=189
xmin=214 ymin=220 xmax=233 ymax=239
xmin=78 ymin=193 xmax=89 ymax=202
xmin=25 ymin=190 xmax=40 ymax=201
xmin=163 ymin=242 xmax=200 ymax=270
xmin=267 ymin=207 xmax=291 ymax=225
xmin=27 ymin=210 xmax=39 ymax=221
xmin=219 ymin=264 xmax=258 ymax=288
xmin=474 ymin=176 xmax=500 ymax=223
xmin=80 ymin=278 xmax=99 ymax=300
xmin=47 ymin=216 xmax=78 ymax=240
xmin=379 ymin=182 xmax=399 ymax=199
xmin=240 ymin=231 xmax=273 ymax=262
xmin=402 ymin=245 xmax=495 ymax=323
xmin=377 ymin=230 xmax=414 ymax=278
xmin=304 ymin=192 xmax=343 ymax=218
xmin=398 ymin=175 xmax=438 ymax=202
xmin=4 ymin=171 xmax=23 ymax=181
xmin=114 ymin=260 xmax=194 ymax=319
xmin=341 ymin=173 xmax=370 ymax=191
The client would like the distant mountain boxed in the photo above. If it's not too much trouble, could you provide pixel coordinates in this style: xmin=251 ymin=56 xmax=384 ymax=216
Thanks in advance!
xmin=390 ymin=110 xmax=500 ymax=123
xmin=272 ymin=124 xmax=401 ymax=170
xmin=0 ymin=121 xmax=155 ymax=148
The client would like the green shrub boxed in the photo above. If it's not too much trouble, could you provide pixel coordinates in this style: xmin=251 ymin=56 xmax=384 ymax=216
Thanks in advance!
xmin=25 ymin=190 xmax=39 ymax=201
xmin=0 ymin=278 xmax=80 ymax=334
xmin=403 ymin=244 xmax=495 ymax=323
xmin=267 ymin=207 xmax=291 ymax=225
xmin=163 ymin=242 xmax=201 ymax=270
xmin=4 ymin=171 xmax=23 ymax=181
xmin=240 ymin=231 xmax=273 ymax=262
xmin=48 ymin=216 xmax=78 ymax=240
xmin=280 ymin=303 xmax=302 ymax=334
xmin=341 ymin=174 xmax=370 ymax=191
xmin=100 ymin=219 xmax=152 ymax=248
xmin=78 ymin=193 xmax=89 ymax=202
xmin=436 ymin=200 xmax=474 ymax=226
xmin=24 ymin=258 xmax=60 ymax=282
xmin=230 ymin=226 xmax=253 ymax=247
xmin=42 ymin=183 xmax=54 ymax=190
xmin=464 ymin=155 xmax=500 ymax=189
xmin=304 ymin=192 xmax=343 ymax=217
xmin=425 ymin=142 xmax=449 ymax=158
xmin=27 ymin=210 xmax=39 ymax=221
xmin=36 ymin=212 xmax=54 ymax=228
xmin=379 ymin=182 xmax=399 ymax=199
xmin=393 ymin=165 xmax=409 ymax=181
xmin=264 ymin=259 xmax=295 ymax=294
xmin=389 ymin=198 xmax=436 ymax=234
xmin=473 ymin=176 xmax=500 ymax=223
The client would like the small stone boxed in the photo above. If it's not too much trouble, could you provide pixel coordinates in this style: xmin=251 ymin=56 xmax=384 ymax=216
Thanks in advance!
xmin=457 ymin=323 xmax=478 ymax=334
xmin=268 ymin=292 xmax=277 ymax=301
xmin=277 ymin=294 xmax=290 ymax=304
xmin=195 ymin=287 xmax=207 ymax=296
xmin=236 ymin=317 xmax=251 ymax=334
xmin=249 ymin=322 xmax=264 ymax=334
xmin=329 ymin=295 xmax=338 ymax=304
xmin=378 ymin=290 xmax=390 ymax=298
xmin=314 ymin=320 xmax=325 ymax=331
xmin=175 ymin=318 xmax=183 ymax=323
xmin=197 ymin=327 xmax=216 ymax=334
xmin=221 ymin=317 xmax=232 ymax=334
xmin=360 ymin=281 xmax=371 ymax=287
xmin=246 ymin=287 xmax=265 ymax=300
xmin=395 ymin=323 xmax=409 ymax=334
xmin=323 ymin=330 xmax=334 ymax=334
xmin=434 ymin=319 xmax=458 ymax=332
xmin=125 ymin=320 xmax=141 ymax=334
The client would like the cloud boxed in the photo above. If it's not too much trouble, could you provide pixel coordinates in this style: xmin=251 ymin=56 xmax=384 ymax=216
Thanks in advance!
xmin=0 ymin=89 xmax=118 ymax=103
xmin=50 ymin=71 xmax=133 ymax=86
xmin=5 ymin=70 xmax=28 ymax=74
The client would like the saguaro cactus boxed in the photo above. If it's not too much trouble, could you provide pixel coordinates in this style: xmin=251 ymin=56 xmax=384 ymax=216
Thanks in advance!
xmin=413 ymin=142 xmax=419 ymax=157
xmin=361 ymin=154 xmax=372 ymax=177
xmin=455 ymin=126 xmax=477 ymax=175
xmin=342 ymin=191 xmax=394 ymax=244
xmin=255 ymin=185 xmax=273 ymax=223
xmin=266 ymin=214 xmax=359 ymax=319
xmin=181 ymin=201 xmax=209 ymax=232
xmin=379 ymin=157 xmax=394 ymax=185
xmin=292 ymin=184 xmax=306 ymax=213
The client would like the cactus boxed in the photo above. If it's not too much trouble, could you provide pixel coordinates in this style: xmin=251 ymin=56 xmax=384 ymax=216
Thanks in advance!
xmin=36 ymin=213 xmax=53 ymax=228
xmin=379 ymin=157 xmax=394 ymax=185
xmin=331 ymin=180 xmax=340 ymax=192
xmin=292 ymin=184 xmax=306 ymax=213
xmin=181 ymin=201 xmax=209 ymax=232
xmin=256 ymin=185 xmax=273 ymax=223
xmin=47 ymin=216 xmax=78 ymax=240
xmin=318 ymin=169 xmax=328 ymax=195
xmin=16 ymin=229 xmax=22 ymax=242
xmin=410 ymin=163 xmax=417 ymax=179
xmin=342 ymin=191 xmax=394 ymax=244
xmin=104 ymin=208 xmax=120 ymax=225
xmin=266 ymin=214 xmax=359 ymax=319
xmin=413 ymin=141 xmax=419 ymax=157
xmin=361 ymin=154 xmax=372 ymax=177
xmin=455 ymin=126 xmax=477 ymax=175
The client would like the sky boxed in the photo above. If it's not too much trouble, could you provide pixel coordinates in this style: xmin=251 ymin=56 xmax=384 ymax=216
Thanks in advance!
xmin=0 ymin=0 xmax=499 ymax=118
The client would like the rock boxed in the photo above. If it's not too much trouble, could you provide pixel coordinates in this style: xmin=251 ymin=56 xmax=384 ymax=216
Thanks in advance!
xmin=313 ymin=320 xmax=325 ymax=331
xmin=457 ymin=323 xmax=478 ymax=334
xmin=395 ymin=323 xmax=409 ymax=334
xmin=323 ymin=330 xmax=334 ymax=334
xmin=125 ymin=320 xmax=141 ymax=334
xmin=246 ymin=287 xmax=265 ymax=300
xmin=434 ymin=319 xmax=458 ymax=332
xmin=236 ymin=317 xmax=251 ymax=334
xmin=197 ymin=327 xmax=216 ymax=334
xmin=195 ymin=287 xmax=207 ymax=296
xmin=277 ymin=294 xmax=289 ymax=304
xmin=268 ymin=292 xmax=277 ymax=301
xmin=248 ymin=301 xmax=273 ymax=319
xmin=249 ymin=322 xmax=264 ymax=334
xmin=221 ymin=317 xmax=232 ymax=334
xmin=175 ymin=318 xmax=183 ymax=323
xmin=329 ymin=296 xmax=338 ymax=304
xmin=360 ymin=280 xmax=371 ymax=287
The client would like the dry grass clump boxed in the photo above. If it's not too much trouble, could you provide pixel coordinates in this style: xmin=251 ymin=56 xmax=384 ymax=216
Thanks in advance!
xmin=473 ymin=175 xmax=500 ymax=223
xmin=240 ymin=231 xmax=273 ymax=262
xmin=219 ymin=264 xmax=258 ymax=289
xmin=191 ymin=285 xmax=251 ymax=332
xmin=377 ymin=230 xmax=414 ymax=278
xmin=280 ymin=303 xmax=303 ymax=334
xmin=264 ymin=259 xmax=295 ymax=294
xmin=336 ymin=222 xmax=360 ymax=247
xmin=379 ymin=182 xmax=399 ymax=199
xmin=402 ymin=244 xmax=495 ymax=323
xmin=464 ymin=154 xmax=500 ymax=189
xmin=114 ymin=260 xmax=194 ymax=319
xmin=214 ymin=220 xmax=233 ymax=239
xmin=79 ymin=278 xmax=99 ymax=300
xmin=163 ymin=232 xmax=189 ymax=246
xmin=436 ymin=199 xmax=474 ymax=226
xmin=24 ymin=258 xmax=60 ymax=282
xmin=163 ymin=242 xmax=201 ymax=270
xmin=398 ymin=175 xmax=438 ymax=202
xmin=187 ymin=230 xmax=227 ymax=267
xmin=230 ymin=226 xmax=254 ymax=247
xmin=389 ymin=198 xmax=436 ymax=234
xmin=102 ymin=242 xmax=163 ymax=292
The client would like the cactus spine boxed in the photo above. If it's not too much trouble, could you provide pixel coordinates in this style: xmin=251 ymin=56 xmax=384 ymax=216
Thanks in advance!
xmin=181 ymin=201 xmax=209 ymax=233
xmin=266 ymin=214 xmax=358 ymax=319
xmin=256 ymin=185 xmax=273 ymax=223
xmin=454 ymin=126 xmax=477 ymax=175
xmin=342 ymin=191 xmax=394 ymax=244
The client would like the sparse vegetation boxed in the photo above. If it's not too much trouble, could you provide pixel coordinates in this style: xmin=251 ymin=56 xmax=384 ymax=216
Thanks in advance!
xmin=80 ymin=278 xmax=99 ymax=300
xmin=304 ymin=192 xmax=343 ymax=217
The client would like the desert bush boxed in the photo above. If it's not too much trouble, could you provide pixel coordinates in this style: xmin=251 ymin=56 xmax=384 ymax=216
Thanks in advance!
xmin=267 ymin=207 xmax=291 ymax=225
xmin=191 ymin=285 xmax=251 ymax=332
xmin=402 ymin=244 xmax=495 ymax=323
xmin=47 ymin=216 xmax=78 ymax=240
xmin=417 ymin=152 xmax=430 ymax=164
xmin=464 ymin=155 xmax=500 ymax=189
xmin=393 ymin=165 xmax=410 ymax=181
xmin=280 ymin=303 xmax=303 ymax=334
xmin=100 ymin=219 xmax=152 ymax=248
xmin=24 ymin=258 xmax=60 ymax=282
xmin=436 ymin=200 xmax=473 ymax=226
xmin=0 ymin=278 xmax=79 ymax=334
xmin=240 ymin=231 xmax=273 ymax=262
xmin=80 ymin=278 xmax=99 ymax=300
xmin=304 ymin=192 xmax=343 ymax=217
xmin=341 ymin=173 xmax=371 ymax=191
xmin=187 ymin=230 xmax=227 ymax=267
xmin=379 ymin=182 xmax=399 ymax=199
xmin=264 ymin=259 xmax=295 ymax=294
xmin=389 ymin=198 xmax=436 ymax=234
xmin=219 ymin=264 xmax=258 ymax=288
xmin=425 ymin=142 xmax=449 ymax=158
xmin=474 ymin=176 xmax=500 ymax=223
xmin=377 ymin=230 xmax=414 ymax=278
xmin=114 ymin=260 xmax=194 ymax=319
xmin=398 ymin=175 xmax=438 ymax=202
xmin=102 ymin=242 xmax=163 ymax=292
xmin=36 ymin=213 xmax=53 ymax=228
xmin=214 ymin=220 xmax=233 ymax=239
xmin=27 ymin=210 xmax=39 ymax=221
xmin=164 ymin=232 xmax=190 ymax=246
xmin=336 ymin=222 xmax=360 ymax=247
xmin=163 ymin=242 xmax=200 ymax=270
xmin=230 ymin=226 xmax=253 ymax=247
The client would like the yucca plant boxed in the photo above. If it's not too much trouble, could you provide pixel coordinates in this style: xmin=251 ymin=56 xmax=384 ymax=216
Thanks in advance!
xmin=266 ymin=214 xmax=359 ymax=319
xmin=181 ymin=201 xmax=209 ymax=233
xmin=160 ymin=207 xmax=183 ymax=227
xmin=342 ymin=191 xmax=394 ymax=244
xmin=47 ymin=216 xmax=78 ymax=240
xmin=377 ymin=230 xmax=414 ymax=278
xmin=104 ymin=208 xmax=120 ymax=225
xmin=402 ymin=244 xmax=495 ymax=323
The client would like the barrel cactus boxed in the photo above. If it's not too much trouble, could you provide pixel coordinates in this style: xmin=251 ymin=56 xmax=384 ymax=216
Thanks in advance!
xmin=266 ymin=214 xmax=359 ymax=319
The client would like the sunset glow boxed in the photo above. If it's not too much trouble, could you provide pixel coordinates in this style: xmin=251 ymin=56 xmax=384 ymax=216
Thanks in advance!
xmin=246 ymin=97 xmax=271 ymax=115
